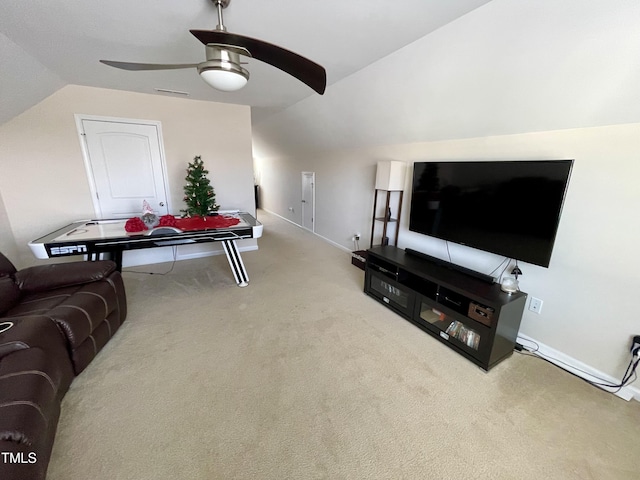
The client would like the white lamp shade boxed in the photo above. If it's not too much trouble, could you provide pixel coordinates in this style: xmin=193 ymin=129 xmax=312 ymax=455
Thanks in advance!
xmin=375 ymin=161 xmax=406 ymax=191
xmin=200 ymin=69 xmax=248 ymax=92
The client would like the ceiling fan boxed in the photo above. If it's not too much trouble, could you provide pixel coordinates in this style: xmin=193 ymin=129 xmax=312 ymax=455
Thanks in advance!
xmin=100 ymin=0 xmax=326 ymax=94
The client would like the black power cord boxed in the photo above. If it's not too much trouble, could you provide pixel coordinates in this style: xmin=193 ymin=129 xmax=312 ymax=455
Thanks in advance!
xmin=122 ymin=246 xmax=179 ymax=275
xmin=511 ymin=260 xmax=522 ymax=279
xmin=516 ymin=338 xmax=639 ymax=394
xmin=489 ymin=257 xmax=510 ymax=280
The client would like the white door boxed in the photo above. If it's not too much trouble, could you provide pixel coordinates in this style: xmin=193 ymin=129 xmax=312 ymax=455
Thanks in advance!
xmin=77 ymin=116 xmax=170 ymax=218
xmin=301 ymin=172 xmax=315 ymax=231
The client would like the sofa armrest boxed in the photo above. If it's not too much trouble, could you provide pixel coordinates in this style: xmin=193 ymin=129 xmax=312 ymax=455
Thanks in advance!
xmin=14 ymin=261 xmax=117 ymax=294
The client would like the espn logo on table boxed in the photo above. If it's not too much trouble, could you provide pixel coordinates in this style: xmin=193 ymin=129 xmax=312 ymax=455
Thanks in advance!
xmin=1 ymin=451 xmax=37 ymax=464
xmin=50 ymin=245 xmax=88 ymax=255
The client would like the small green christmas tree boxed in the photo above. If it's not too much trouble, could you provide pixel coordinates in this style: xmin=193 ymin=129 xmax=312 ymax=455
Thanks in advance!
xmin=181 ymin=155 xmax=219 ymax=217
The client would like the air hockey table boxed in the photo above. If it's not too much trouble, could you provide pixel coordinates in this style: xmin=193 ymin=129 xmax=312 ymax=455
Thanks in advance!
xmin=29 ymin=211 xmax=263 ymax=287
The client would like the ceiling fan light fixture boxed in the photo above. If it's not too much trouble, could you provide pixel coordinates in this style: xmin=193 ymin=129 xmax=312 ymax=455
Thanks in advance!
xmin=100 ymin=0 xmax=325 ymax=95
xmin=198 ymin=47 xmax=249 ymax=92
xmin=199 ymin=64 xmax=249 ymax=92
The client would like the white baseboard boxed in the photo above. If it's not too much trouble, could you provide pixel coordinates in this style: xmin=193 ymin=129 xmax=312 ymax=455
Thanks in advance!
xmin=175 ymin=245 xmax=257 ymax=262
xmin=518 ymin=333 xmax=640 ymax=402
xmin=314 ymin=232 xmax=352 ymax=253
xmin=261 ymin=208 xmax=352 ymax=253
xmin=121 ymin=244 xmax=257 ymax=267
xmin=262 ymin=208 xmax=307 ymax=230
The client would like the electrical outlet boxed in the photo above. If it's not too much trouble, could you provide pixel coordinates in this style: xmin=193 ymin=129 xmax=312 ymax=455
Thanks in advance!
xmin=354 ymin=233 xmax=361 ymax=241
xmin=631 ymin=335 xmax=640 ymax=355
xmin=529 ymin=297 xmax=543 ymax=314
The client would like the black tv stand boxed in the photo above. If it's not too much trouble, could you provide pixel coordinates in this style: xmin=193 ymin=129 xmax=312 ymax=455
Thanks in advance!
xmin=364 ymin=246 xmax=527 ymax=370
xmin=405 ymin=248 xmax=495 ymax=284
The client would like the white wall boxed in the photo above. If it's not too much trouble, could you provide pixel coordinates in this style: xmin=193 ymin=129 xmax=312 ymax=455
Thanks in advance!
xmin=254 ymin=0 xmax=640 ymax=156
xmin=252 ymin=0 xmax=640 ymax=387
xmin=0 ymin=32 xmax=65 ymax=126
xmin=0 ymin=191 xmax=19 ymax=261
xmin=0 ymin=85 xmax=255 ymax=268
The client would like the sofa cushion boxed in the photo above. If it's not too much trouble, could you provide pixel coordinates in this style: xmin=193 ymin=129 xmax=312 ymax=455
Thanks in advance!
xmin=6 ymin=285 xmax=86 ymax=318
xmin=10 ymin=282 xmax=116 ymax=349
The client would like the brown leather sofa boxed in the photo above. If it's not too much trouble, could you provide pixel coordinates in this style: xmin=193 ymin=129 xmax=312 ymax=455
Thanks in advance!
xmin=0 ymin=252 xmax=127 ymax=480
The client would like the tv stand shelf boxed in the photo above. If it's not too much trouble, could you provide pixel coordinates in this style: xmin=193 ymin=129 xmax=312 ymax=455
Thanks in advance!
xmin=364 ymin=246 xmax=527 ymax=370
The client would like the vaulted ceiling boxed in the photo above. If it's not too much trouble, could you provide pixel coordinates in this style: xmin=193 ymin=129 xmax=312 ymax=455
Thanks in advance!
xmin=0 ymin=0 xmax=492 ymax=126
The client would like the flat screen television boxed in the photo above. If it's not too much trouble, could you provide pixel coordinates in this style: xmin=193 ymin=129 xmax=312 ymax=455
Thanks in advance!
xmin=409 ymin=160 xmax=573 ymax=267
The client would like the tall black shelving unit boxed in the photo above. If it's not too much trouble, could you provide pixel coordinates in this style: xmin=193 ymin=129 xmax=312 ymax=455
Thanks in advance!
xmin=370 ymin=189 xmax=403 ymax=248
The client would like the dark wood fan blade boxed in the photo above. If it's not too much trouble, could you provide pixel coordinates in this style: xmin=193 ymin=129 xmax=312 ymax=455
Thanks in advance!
xmin=190 ymin=30 xmax=326 ymax=94
xmin=100 ymin=60 xmax=198 ymax=71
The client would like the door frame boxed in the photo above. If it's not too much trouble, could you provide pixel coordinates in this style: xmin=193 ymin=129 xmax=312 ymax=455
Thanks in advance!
xmin=74 ymin=114 xmax=172 ymax=218
xmin=301 ymin=171 xmax=315 ymax=232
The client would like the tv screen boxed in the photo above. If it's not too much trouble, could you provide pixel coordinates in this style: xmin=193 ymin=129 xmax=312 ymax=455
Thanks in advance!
xmin=409 ymin=160 xmax=573 ymax=267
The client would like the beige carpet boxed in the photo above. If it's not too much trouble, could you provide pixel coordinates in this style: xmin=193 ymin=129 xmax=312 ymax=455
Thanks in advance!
xmin=47 ymin=211 xmax=639 ymax=480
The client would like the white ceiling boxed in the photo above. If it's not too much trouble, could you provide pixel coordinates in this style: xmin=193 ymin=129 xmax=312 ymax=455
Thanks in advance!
xmin=0 ymin=0 xmax=492 ymax=125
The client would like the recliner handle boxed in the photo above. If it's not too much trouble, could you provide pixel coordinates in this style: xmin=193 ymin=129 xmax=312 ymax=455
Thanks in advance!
xmin=0 ymin=340 xmax=28 ymax=359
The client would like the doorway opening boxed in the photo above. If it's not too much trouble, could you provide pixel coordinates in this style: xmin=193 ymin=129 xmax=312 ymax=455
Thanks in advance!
xmin=301 ymin=172 xmax=315 ymax=232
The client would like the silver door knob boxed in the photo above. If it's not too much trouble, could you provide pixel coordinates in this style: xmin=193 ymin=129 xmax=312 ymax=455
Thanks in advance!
xmin=159 ymin=202 xmax=165 ymax=207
